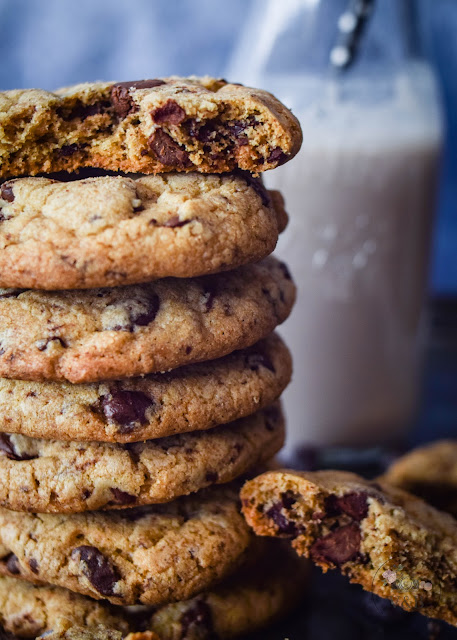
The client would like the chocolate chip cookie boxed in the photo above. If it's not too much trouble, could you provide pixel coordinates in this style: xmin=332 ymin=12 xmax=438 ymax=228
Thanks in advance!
xmin=0 ymin=257 xmax=295 ymax=383
xmin=0 ymin=404 xmax=284 ymax=513
xmin=0 ymin=485 xmax=251 ymax=606
xmin=241 ymin=469 xmax=457 ymax=627
xmin=0 ymin=333 xmax=290 ymax=443
xmin=0 ymin=172 xmax=286 ymax=290
xmin=381 ymin=440 xmax=457 ymax=517
xmin=0 ymin=77 xmax=302 ymax=179
xmin=36 ymin=628 xmax=123 ymax=640
xmin=0 ymin=541 xmax=308 ymax=639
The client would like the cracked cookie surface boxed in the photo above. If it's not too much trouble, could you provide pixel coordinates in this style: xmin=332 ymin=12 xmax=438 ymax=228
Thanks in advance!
xmin=0 ymin=404 xmax=284 ymax=513
xmin=0 ymin=541 xmax=308 ymax=639
xmin=0 ymin=484 xmax=251 ymax=606
xmin=0 ymin=172 xmax=286 ymax=290
xmin=241 ymin=469 xmax=457 ymax=628
xmin=0 ymin=333 xmax=290 ymax=443
xmin=0 ymin=77 xmax=302 ymax=179
xmin=0 ymin=257 xmax=295 ymax=383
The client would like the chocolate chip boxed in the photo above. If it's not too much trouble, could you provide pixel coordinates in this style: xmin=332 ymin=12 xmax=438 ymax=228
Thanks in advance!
xmin=246 ymin=352 xmax=275 ymax=373
xmin=28 ymin=558 xmax=39 ymax=574
xmin=233 ymin=170 xmax=270 ymax=207
xmin=268 ymin=147 xmax=287 ymax=165
xmin=100 ymin=389 xmax=154 ymax=432
xmin=5 ymin=553 xmax=20 ymax=574
xmin=0 ymin=183 xmax=14 ymax=202
xmin=266 ymin=501 xmax=300 ymax=537
xmin=180 ymin=599 xmax=215 ymax=640
xmin=58 ymin=144 xmax=79 ymax=157
xmin=187 ymin=119 xmax=216 ymax=143
xmin=110 ymin=79 xmax=165 ymax=119
xmin=152 ymin=99 xmax=186 ymax=125
xmin=205 ymin=471 xmax=218 ymax=483
xmin=72 ymin=545 xmax=121 ymax=596
xmin=59 ymin=101 xmax=110 ymax=121
xmin=278 ymin=261 xmax=292 ymax=280
xmin=325 ymin=492 xmax=369 ymax=522
xmin=110 ymin=488 xmax=137 ymax=505
xmin=36 ymin=337 xmax=67 ymax=351
xmin=310 ymin=522 xmax=362 ymax=566
xmin=201 ymin=278 xmax=219 ymax=312
xmin=132 ymin=293 xmax=160 ymax=327
xmin=0 ymin=434 xmax=38 ymax=461
xmin=148 ymin=129 xmax=191 ymax=168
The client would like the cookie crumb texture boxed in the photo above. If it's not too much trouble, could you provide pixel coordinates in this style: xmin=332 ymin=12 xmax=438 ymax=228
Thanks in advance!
xmin=241 ymin=469 xmax=457 ymax=628
xmin=0 ymin=258 xmax=295 ymax=383
xmin=0 ymin=485 xmax=251 ymax=606
xmin=0 ymin=77 xmax=302 ymax=179
xmin=0 ymin=404 xmax=284 ymax=513
xmin=0 ymin=172 xmax=286 ymax=289
xmin=0 ymin=334 xmax=290 ymax=443
xmin=0 ymin=541 xmax=308 ymax=639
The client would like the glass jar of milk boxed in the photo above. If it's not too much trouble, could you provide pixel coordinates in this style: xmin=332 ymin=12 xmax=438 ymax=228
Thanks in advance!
xmin=228 ymin=0 xmax=443 ymax=454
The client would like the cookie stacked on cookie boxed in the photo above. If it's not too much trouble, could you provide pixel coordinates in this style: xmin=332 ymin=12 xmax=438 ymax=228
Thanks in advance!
xmin=0 ymin=77 xmax=304 ymax=639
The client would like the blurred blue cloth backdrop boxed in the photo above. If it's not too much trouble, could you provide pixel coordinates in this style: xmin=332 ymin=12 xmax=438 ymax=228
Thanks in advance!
xmin=0 ymin=0 xmax=455 ymax=293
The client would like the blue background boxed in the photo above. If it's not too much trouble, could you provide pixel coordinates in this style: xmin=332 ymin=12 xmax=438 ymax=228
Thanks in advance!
xmin=0 ymin=0 xmax=455 ymax=292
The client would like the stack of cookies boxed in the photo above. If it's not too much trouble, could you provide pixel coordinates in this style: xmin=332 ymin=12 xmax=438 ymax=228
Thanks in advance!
xmin=0 ymin=78 xmax=305 ymax=639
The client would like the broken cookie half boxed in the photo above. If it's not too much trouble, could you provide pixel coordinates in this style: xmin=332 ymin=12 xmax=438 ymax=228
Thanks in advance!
xmin=241 ymin=469 xmax=457 ymax=628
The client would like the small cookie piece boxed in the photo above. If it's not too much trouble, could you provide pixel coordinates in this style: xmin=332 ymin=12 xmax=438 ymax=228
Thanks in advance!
xmin=0 ymin=485 xmax=251 ymax=606
xmin=0 ymin=404 xmax=284 ymax=513
xmin=0 ymin=77 xmax=302 ymax=179
xmin=0 ymin=258 xmax=295 ymax=383
xmin=241 ymin=469 xmax=457 ymax=627
xmin=0 ymin=172 xmax=286 ymax=290
xmin=0 ymin=542 xmax=308 ymax=639
xmin=381 ymin=440 xmax=457 ymax=517
xmin=0 ymin=334 xmax=290 ymax=443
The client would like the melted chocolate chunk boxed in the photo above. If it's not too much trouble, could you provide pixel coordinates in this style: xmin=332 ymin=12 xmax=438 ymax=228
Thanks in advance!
xmin=325 ymin=492 xmax=369 ymax=522
xmin=0 ymin=183 xmax=14 ymax=202
xmin=310 ymin=522 xmax=362 ymax=566
xmin=101 ymin=389 xmax=154 ymax=432
xmin=152 ymin=99 xmax=186 ymax=125
xmin=108 ymin=293 xmax=160 ymax=331
xmin=28 ymin=558 xmax=39 ymax=574
xmin=148 ymin=129 xmax=192 ymax=168
xmin=58 ymin=143 xmax=86 ymax=158
xmin=0 ymin=434 xmax=38 ymax=461
xmin=187 ymin=119 xmax=216 ymax=143
xmin=268 ymin=147 xmax=287 ymax=165
xmin=59 ymin=101 xmax=110 ymax=121
xmin=110 ymin=79 xmax=165 ymax=119
xmin=180 ymin=599 xmax=216 ymax=640
xmin=72 ymin=545 xmax=121 ymax=596
xmin=266 ymin=502 xmax=299 ymax=537
xmin=278 ymin=261 xmax=292 ymax=280
xmin=5 ymin=553 xmax=20 ymax=574
xmin=246 ymin=351 xmax=275 ymax=373
xmin=110 ymin=488 xmax=137 ymax=505
xmin=36 ymin=336 xmax=67 ymax=351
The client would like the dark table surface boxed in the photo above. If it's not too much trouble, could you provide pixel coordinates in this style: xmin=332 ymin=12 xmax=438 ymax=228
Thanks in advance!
xmin=245 ymin=298 xmax=457 ymax=640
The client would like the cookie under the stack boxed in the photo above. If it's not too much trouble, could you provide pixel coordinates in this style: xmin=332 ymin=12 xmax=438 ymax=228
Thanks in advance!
xmin=0 ymin=76 xmax=303 ymax=639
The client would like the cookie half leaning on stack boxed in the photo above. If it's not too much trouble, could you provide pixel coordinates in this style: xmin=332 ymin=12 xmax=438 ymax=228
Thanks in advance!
xmin=0 ymin=77 xmax=305 ymax=639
